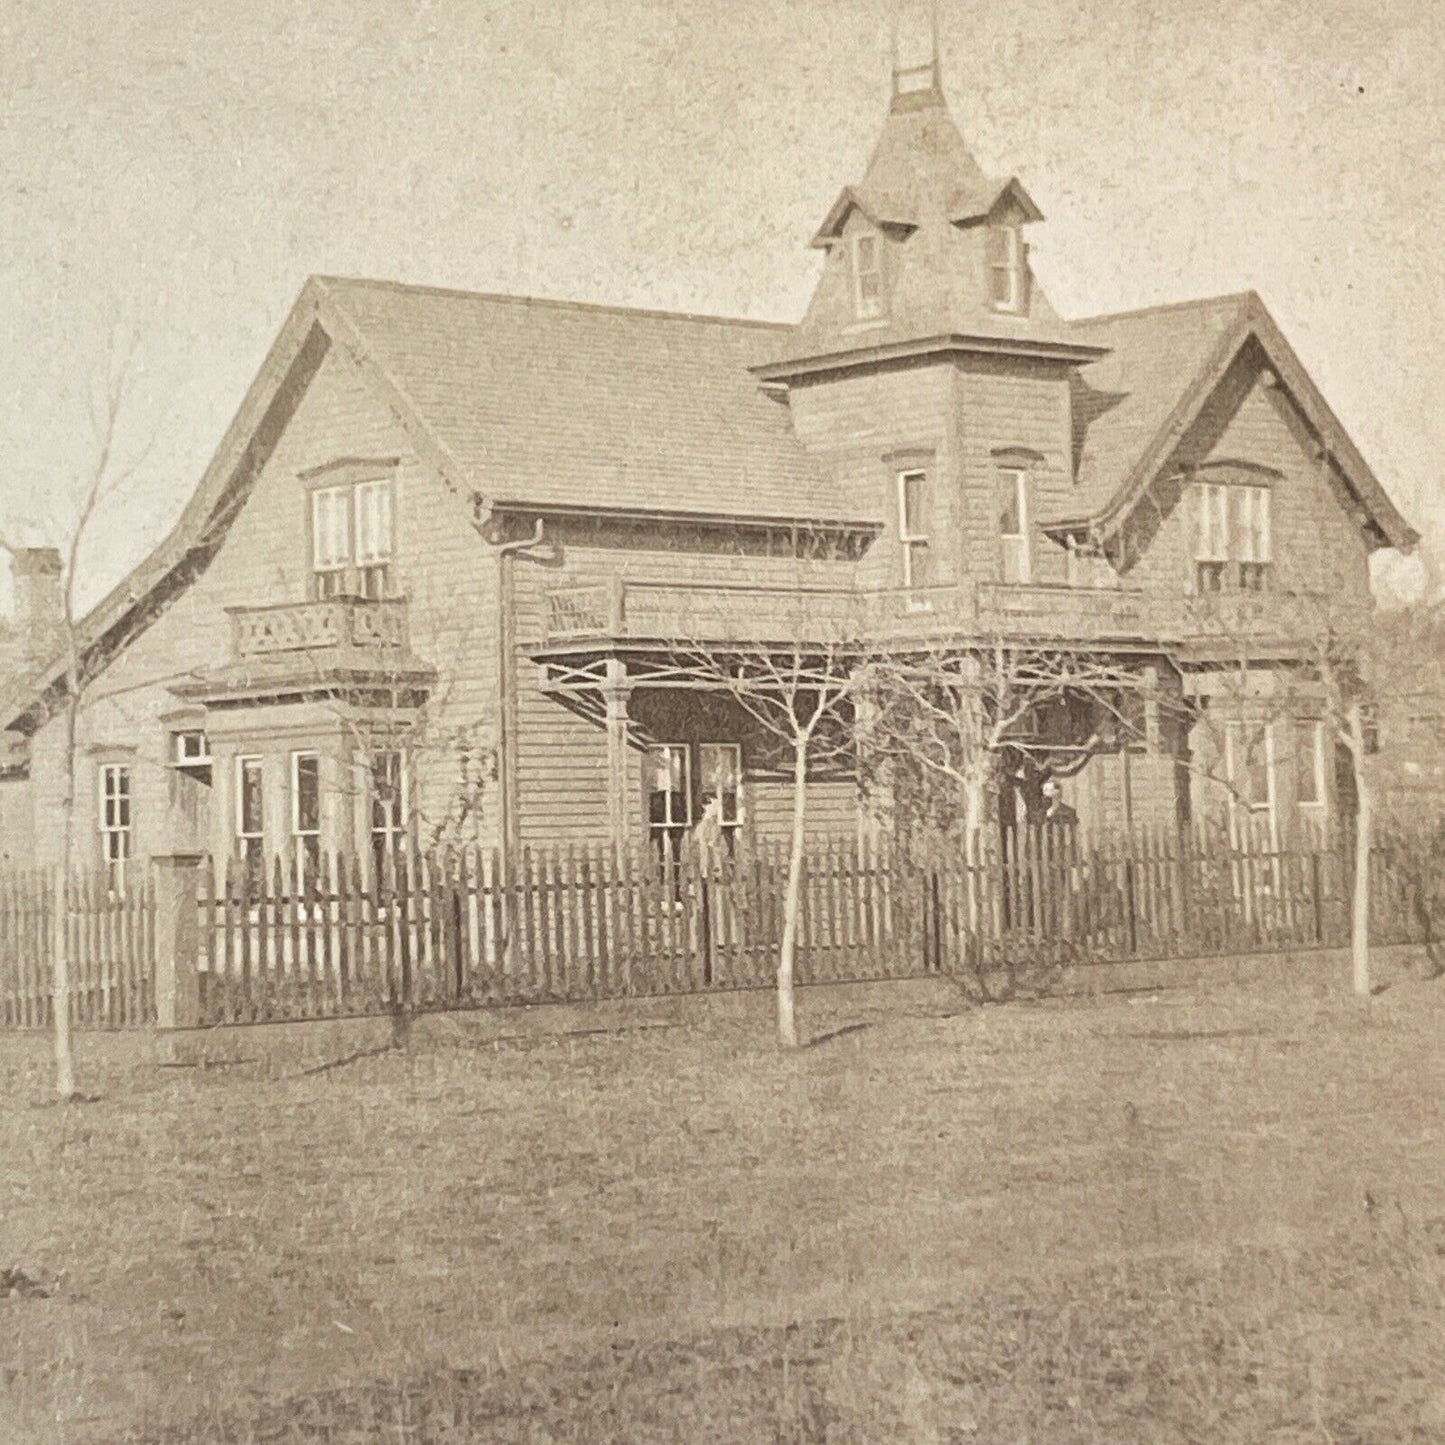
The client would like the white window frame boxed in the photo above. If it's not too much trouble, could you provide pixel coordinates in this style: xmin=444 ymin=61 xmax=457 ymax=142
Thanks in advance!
xmin=98 ymin=763 xmax=132 ymax=886
xmin=998 ymin=467 xmax=1032 ymax=584
xmin=235 ymin=755 xmax=265 ymax=871
xmin=353 ymin=479 xmax=395 ymax=599
xmin=1236 ymin=484 xmax=1272 ymax=591
xmin=851 ymin=231 xmax=883 ymax=320
xmin=311 ymin=485 xmax=352 ymax=595
xmin=310 ymin=478 xmax=395 ymax=599
xmin=989 ymin=224 xmax=1026 ymax=313
xmin=698 ymin=743 xmax=743 ymax=833
xmin=1297 ymin=719 xmax=1327 ymax=811
xmin=369 ymin=748 xmax=409 ymax=869
xmin=1195 ymin=481 xmax=1272 ymax=591
xmin=290 ymin=751 xmax=321 ymax=876
xmin=171 ymin=729 xmax=210 ymax=766
xmin=647 ymin=744 xmax=692 ymax=831
xmin=897 ymin=468 xmax=932 ymax=609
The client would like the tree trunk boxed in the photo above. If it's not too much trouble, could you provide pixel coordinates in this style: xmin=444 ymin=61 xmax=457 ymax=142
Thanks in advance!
xmin=962 ymin=767 xmax=986 ymax=935
xmin=53 ymin=688 xmax=78 ymax=1100
xmin=777 ymin=738 xmax=808 ymax=1048
xmin=1348 ymin=703 xmax=1372 ymax=998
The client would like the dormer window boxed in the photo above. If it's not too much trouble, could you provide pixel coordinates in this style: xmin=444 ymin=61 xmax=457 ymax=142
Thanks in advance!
xmin=851 ymin=232 xmax=884 ymax=319
xmin=988 ymin=224 xmax=1027 ymax=314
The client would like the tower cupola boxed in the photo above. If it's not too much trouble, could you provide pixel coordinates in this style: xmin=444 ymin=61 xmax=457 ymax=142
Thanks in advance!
xmin=764 ymin=33 xmax=1096 ymax=378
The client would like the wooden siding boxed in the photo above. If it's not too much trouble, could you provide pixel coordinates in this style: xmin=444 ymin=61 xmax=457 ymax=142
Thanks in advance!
xmin=22 ymin=340 xmax=502 ymax=867
xmin=955 ymin=355 xmax=1074 ymax=587
xmin=1121 ymin=375 xmax=1373 ymax=603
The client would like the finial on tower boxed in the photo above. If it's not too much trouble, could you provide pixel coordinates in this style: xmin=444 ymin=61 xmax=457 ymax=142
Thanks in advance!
xmin=890 ymin=4 xmax=944 ymax=112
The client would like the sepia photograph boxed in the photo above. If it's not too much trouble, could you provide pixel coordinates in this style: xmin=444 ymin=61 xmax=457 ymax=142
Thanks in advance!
xmin=2 ymin=1 xmax=1442 ymax=1439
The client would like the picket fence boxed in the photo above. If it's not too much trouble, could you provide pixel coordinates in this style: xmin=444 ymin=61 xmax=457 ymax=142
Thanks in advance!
xmin=0 ymin=828 xmax=1425 ymax=1031
xmin=0 ymin=869 xmax=157 ymax=1029
xmin=193 ymin=827 xmax=1410 ymax=1026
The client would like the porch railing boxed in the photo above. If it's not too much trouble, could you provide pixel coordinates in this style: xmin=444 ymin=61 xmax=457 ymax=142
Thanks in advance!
xmin=540 ymin=578 xmax=1149 ymax=647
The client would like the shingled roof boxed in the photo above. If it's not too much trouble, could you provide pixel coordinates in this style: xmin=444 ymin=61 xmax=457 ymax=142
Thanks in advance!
xmin=1054 ymin=291 xmax=1417 ymax=551
xmin=318 ymin=277 xmax=855 ymax=524
xmin=1066 ymin=293 xmax=1254 ymax=519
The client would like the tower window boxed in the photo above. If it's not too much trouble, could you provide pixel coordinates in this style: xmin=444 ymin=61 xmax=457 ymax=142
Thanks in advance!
xmin=851 ymin=232 xmax=883 ymax=319
xmin=897 ymin=468 xmax=932 ymax=605
xmin=997 ymin=467 xmax=1032 ymax=584
xmin=989 ymin=224 xmax=1027 ymax=313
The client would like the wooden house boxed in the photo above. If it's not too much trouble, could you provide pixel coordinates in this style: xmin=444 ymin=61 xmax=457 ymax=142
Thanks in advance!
xmin=0 ymin=59 xmax=1417 ymax=879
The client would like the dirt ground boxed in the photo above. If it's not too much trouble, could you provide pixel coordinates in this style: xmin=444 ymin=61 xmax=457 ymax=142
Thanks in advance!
xmin=2 ymin=957 xmax=1443 ymax=1442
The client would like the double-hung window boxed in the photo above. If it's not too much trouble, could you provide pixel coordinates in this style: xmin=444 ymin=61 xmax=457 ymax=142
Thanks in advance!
xmin=236 ymin=756 xmax=264 ymax=885
xmin=897 ymin=468 xmax=932 ymax=605
xmin=699 ymin=743 xmax=743 ymax=843
xmin=311 ymin=486 xmax=352 ymax=598
xmin=647 ymin=744 xmax=691 ymax=865
xmin=369 ymin=749 xmax=407 ymax=881
xmin=1234 ymin=485 xmax=1272 ymax=591
xmin=1195 ymin=483 xmax=1230 ymax=592
xmin=998 ymin=468 xmax=1032 ymax=584
xmin=1195 ymin=482 xmax=1271 ymax=592
xmin=1225 ymin=721 xmax=1276 ymax=834
xmin=1297 ymin=720 xmax=1327 ymax=811
xmin=291 ymin=752 xmax=321 ymax=880
xmin=988 ymin=224 xmax=1026 ymax=313
xmin=99 ymin=764 xmax=132 ymax=889
xmin=852 ymin=232 xmax=883 ymax=320
xmin=310 ymin=478 xmax=394 ymax=599
xmin=353 ymin=480 xmax=395 ymax=599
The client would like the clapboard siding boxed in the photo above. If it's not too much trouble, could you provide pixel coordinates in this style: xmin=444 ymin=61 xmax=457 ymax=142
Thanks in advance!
xmin=955 ymin=356 xmax=1074 ymax=586
xmin=23 ymin=340 xmax=504 ymax=866
xmin=1121 ymin=376 xmax=1373 ymax=601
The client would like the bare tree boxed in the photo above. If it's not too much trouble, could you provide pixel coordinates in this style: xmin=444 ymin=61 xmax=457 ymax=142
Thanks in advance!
xmin=858 ymin=639 xmax=1157 ymax=934
xmin=664 ymin=580 xmax=874 ymax=1048
xmin=1181 ymin=586 xmax=1387 ymax=994
xmin=0 ymin=341 xmax=148 ymax=1099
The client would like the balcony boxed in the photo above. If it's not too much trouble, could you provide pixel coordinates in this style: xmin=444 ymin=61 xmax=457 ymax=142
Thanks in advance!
xmin=1172 ymin=588 xmax=1351 ymax=658
xmin=538 ymin=578 xmax=1153 ymax=652
xmin=229 ymin=598 xmax=410 ymax=660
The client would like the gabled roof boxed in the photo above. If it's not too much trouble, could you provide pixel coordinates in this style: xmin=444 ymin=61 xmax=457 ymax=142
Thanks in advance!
xmin=316 ymin=277 xmax=842 ymax=521
xmin=0 ymin=277 xmax=862 ymax=733
xmin=1054 ymin=291 xmax=1418 ymax=552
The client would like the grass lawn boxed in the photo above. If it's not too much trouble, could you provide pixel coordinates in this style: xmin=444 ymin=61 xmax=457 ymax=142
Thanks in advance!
xmin=2 ymin=961 xmax=1444 ymax=1442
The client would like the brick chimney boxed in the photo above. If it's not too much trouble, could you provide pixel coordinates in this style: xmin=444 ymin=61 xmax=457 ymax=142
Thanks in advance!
xmin=11 ymin=547 xmax=64 ymax=665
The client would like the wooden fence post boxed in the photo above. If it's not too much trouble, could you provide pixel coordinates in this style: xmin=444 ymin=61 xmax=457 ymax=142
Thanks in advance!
xmin=153 ymin=853 xmax=203 ymax=1030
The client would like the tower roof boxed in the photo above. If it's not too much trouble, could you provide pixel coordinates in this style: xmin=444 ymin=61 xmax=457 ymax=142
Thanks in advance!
xmin=780 ymin=68 xmax=1076 ymax=372
xmin=811 ymin=75 xmax=1042 ymax=249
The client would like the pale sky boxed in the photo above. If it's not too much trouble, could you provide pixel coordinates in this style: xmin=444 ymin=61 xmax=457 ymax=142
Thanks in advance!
xmin=1 ymin=0 xmax=1441 ymax=611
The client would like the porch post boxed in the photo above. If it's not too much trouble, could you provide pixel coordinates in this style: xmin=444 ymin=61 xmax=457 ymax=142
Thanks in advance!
xmin=602 ymin=658 xmax=632 ymax=847
xmin=1142 ymin=665 xmax=1161 ymax=754
xmin=153 ymin=852 xmax=204 ymax=1030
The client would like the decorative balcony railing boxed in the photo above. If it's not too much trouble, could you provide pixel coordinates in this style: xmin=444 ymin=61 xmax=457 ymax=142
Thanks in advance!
xmin=539 ymin=578 xmax=1154 ymax=649
xmin=229 ymin=598 xmax=410 ymax=659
